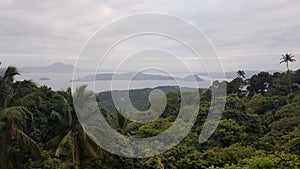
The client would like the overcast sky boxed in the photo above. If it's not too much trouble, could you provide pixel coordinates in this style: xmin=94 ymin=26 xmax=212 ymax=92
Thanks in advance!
xmin=0 ymin=0 xmax=299 ymax=72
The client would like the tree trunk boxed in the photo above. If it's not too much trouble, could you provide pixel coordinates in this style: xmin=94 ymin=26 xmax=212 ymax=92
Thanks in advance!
xmin=287 ymin=62 xmax=293 ymax=94
xmin=10 ymin=116 xmax=17 ymax=140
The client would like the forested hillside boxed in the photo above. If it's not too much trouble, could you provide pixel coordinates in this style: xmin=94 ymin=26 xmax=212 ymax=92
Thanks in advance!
xmin=0 ymin=63 xmax=300 ymax=168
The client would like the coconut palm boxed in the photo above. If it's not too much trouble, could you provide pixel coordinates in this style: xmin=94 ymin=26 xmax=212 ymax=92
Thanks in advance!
xmin=0 ymin=64 xmax=39 ymax=168
xmin=280 ymin=53 xmax=296 ymax=71
xmin=237 ymin=70 xmax=246 ymax=79
xmin=280 ymin=53 xmax=296 ymax=93
xmin=0 ymin=65 xmax=30 ymax=139
xmin=48 ymin=88 xmax=102 ymax=169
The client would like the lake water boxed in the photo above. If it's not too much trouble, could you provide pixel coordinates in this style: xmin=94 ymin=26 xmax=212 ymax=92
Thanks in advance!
xmin=16 ymin=73 xmax=229 ymax=92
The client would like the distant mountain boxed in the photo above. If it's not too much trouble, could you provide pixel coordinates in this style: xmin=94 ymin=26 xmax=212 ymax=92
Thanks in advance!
xmin=72 ymin=72 xmax=204 ymax=82
xmin=20 ymin=62 xmax=78 ymax=73
xmin=183 ymin=75 xmax=204 ymax=81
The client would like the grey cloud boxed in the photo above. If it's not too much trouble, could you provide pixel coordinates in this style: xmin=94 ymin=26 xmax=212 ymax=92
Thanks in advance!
xmin=0 ymin=0 xmax=299 ymax=71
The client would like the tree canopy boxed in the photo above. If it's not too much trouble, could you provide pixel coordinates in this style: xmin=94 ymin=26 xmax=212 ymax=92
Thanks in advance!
xmin=0 ymin=62 xmax=300 ymax=168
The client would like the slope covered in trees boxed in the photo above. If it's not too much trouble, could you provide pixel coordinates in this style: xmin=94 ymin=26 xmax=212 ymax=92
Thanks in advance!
xmin=0 ymin=63 xmax=300 ymax=168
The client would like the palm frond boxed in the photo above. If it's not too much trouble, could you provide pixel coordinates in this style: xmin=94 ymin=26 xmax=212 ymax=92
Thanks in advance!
xmin=73 ymin=85 xmax=96 ymax=107
xmin=0 ymin=106 xmax=33 ymax=121
xmin=281 ymin=54 xmax=296 ymax=63
xmin=102 ymin=111 xmax=118 ymax=129
xmin=55 ymin=130 xmax=74 ymax=157
xmin=0 ymin=106 xmax=33 ymax=130
xmin=45 ymin=132 xmax=65 ymax=148
xmin=280 ymin=60 xmax=286 ymax=64
xmin=62 ymin=98 xmax=73 ymax=127
xmin=14 ymin=92 xmax=39 ymax=107
xmin=81 ymin=132 xmax=102 ymax=158
xmin=51 ymin=106 xmax=72 ymax=127
xmin=51 ymin=110 xmax=65 ymax=125
xmin=3 ymin=66 xmax=19 ymax=83
xmin=17 ymin=129 xmax=40 ymax=158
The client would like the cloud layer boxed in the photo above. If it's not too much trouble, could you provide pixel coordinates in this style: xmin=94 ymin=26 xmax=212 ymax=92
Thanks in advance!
xmin=0 ymin=0 xmax=299 ymax=71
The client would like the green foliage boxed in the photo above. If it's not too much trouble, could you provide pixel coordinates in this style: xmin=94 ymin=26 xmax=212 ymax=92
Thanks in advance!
xmin=268 ymin=72 xmax=291 ymax=95
xmin=204 ymin=144 xmax=255 ymax=167
xmin=137 ymin=156 xmax=165 ymax=169
xmin=248 ymin=94 xmax=266 ymax=114
xmin=29 ymin=150 xmax=63 ymax=169
xmin=209 ymin=119 xmax=247 ymax=147
xmin=240 ymin=151 xmax=300 ymax=169
xmin=136 ymin=118 xmax=173 ymax=138
xmin=249 ymin=72 xmax=272 ymax=95
xmin=227 ymin=78 xmax=244 ymax=94
xmin=1 ymin=62 xmax=300 ymax=168
xmin=225 ymin=95 xmax=246 ymax=111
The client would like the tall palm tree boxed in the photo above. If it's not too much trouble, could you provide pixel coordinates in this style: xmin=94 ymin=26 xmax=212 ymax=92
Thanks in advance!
xmin=280 ymin=53 xmax=296 ymax=93
xmin=0 ymin=64 xmax=39 ymax=168
xmin=237 ymin=70 xmax=246 ymax=79
xmin=0 ymin=65 xmax=29 ymax=139
xmin=280 ymin=53 xmax=296 ymax=71
xmin=48 ymin=88 xmax=102 ymax=168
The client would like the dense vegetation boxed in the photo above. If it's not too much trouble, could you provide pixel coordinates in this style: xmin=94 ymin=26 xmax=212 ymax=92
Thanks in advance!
xmin=0 ymin=61 xmax=300 ymax=168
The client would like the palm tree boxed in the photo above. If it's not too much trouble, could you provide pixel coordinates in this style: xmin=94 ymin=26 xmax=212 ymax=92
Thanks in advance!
xmin=280 ymin=53 xmax=296 ymax=71
xmin=0 ymin=63 xmax=20 ymax=85
xmin=280 ymin=53 xmax=296 ymax=93
xmin=237 ymin=70 xmax=246 ymax=79
xmin=236 ymin=70 xmax=246 ymax=94
xmin=0 ymin=64 xmax=39 ymax=168
xmin=0 ymin=65 xmax=29 ymax=139
xmin=48 ymin=88 xmax=102 ymax=168
xmin=0 ymin=65 xmax=20 ymax=107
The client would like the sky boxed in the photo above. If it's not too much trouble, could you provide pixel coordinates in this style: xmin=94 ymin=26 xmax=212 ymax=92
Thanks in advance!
xmin=0 ymin=0 xmax=299 ymax=72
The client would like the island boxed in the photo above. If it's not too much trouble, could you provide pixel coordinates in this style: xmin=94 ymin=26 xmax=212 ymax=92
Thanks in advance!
xmin=39 ymin=77 xmax=50 ymax=81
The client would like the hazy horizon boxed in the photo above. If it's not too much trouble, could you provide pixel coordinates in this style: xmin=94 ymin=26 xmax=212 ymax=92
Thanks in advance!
xmin=18 ymin=61 xmax=286 ymax=73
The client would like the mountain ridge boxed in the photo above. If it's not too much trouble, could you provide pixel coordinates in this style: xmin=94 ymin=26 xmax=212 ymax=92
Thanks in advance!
xmin=20 ymin=62 xmax=78 ymax=73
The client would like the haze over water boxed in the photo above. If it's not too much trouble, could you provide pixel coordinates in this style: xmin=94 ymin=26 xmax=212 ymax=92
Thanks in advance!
xmin=16 ymin=72 xmax=223 ymax=92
